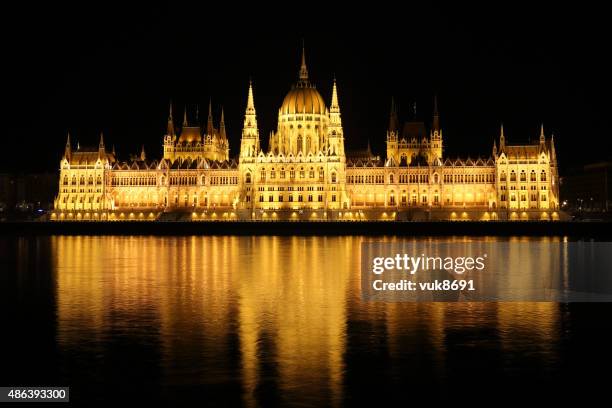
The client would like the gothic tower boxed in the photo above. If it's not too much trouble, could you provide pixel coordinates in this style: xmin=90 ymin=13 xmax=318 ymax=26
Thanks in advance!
xmin=239 ymin=80 xmax=260 ymax=161
xmin=327 ymin=77 xmax=345 ymax=158
xmin=430 ymin=96 xmax=443 ymax=161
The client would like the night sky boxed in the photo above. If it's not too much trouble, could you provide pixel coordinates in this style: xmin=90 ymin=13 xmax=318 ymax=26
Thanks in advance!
xmin=2 ymin=3 xmax=610 ymax=173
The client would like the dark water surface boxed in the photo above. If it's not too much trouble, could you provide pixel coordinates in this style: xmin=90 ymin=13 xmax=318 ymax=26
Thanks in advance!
xmin=1 ymin=236 xmax=611 ymax=406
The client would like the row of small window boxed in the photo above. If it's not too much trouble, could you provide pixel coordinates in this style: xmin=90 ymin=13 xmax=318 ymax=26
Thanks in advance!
xmin=283 ymin=116 xmax=319 ymax=122
xmin=500 ymin=186 xmax=547 ymax=191
xmin=443 ymin=174 xmax=494 ymax=183
xmin=112 ymin=177 xmax=156 ymax=186
xmin=255 ymin=194 xmax=335 ymax=203
xmin=395 ymin=196 xmax=441 ymax=204
xmin=109 ymin=176 xmax=240 ymax=186
xmin=61 ymin=196 xmax=102 ymax=203
xmin=62 ymin=188 xmax=102 ymax=193
xmin=63 ymin=175 xmax=102 ymax=185
xmin=258 ymin=186 xmax=325 ymax=192
xmin=253 ymin=170 xmax=336 ymax=182
xmin=499 ymin=194 xmax=547 ymax=202
xmin=349 ymin=174 xmax=435 ymax=184
xmin=210 ymin=176 xmax=238 ymax=185
xmin=347 ymin=175 xmax=386 ymax=184
xmin=349 ymin=173 xmax=498 ymax=185
xmin=500 ymin=170 xmax=547 ymax=182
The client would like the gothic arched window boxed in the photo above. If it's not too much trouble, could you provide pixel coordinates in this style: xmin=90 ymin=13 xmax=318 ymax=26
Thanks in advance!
xmin=297 ymin=135 xmax=303 ymax=153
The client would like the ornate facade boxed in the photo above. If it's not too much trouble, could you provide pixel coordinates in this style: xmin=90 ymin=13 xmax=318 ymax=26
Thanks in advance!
xmin=52 ymin=49 xmax=561 ymax=221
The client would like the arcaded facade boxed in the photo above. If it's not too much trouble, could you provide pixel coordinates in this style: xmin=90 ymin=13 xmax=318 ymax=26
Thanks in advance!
xmin=53 ymin=49 xmax=561 ymax=221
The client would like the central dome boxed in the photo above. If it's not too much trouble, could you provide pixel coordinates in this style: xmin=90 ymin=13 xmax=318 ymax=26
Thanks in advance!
xmin=280 ymin=46 xmax=327 ymax=116
xmin=280 ymin=85 xmax=326 ymax=115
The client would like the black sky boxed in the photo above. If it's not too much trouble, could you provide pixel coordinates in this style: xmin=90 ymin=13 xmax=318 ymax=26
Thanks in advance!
xmin=2 ymin=3 xmax=610 ymax=173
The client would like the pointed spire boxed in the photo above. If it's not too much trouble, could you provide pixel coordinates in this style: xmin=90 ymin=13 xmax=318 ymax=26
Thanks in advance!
xmin=432 ymin=95 xmax=440 ymax=131
xmin=299 ymin=40 xmax=309 ymax=81
xmin=331 ymin=77 xmax=339 ymax=109
xmin=219 ymin=107 xmax=227 ymax=140
xmin=246 ymin=79 xmax=255 ymax=113
xmin=242 ymin=79 xmax=258 ymax=132
xmin=97 ymin=132 xmax=105 ymax=157
xmin=493 ymin=139 xmax=497 ymax=156
xmin=539 ymin=123 xmax=545 ymax=143
xmin=167 ymin=100 xmax=175 ymax=136
xmin=64 ymin=132 xmax=71 ymax=160
xmin=550 ymin=133 xmax=557 ymax=161
xmin=112 ymin=144 xmax=116 ymax=156
xmin=206 ymin=98 xmax=214 ymax=136
xmin=388 ymin=97 xmax=399 ymax=132
xmin=140 ymin=145 xmax=146 ymax=161
xmin=241 ymin=79 xmax=260 ymax=157
xmin=183 ymin=107 xmax=188 ymax=127
xmin=499 ymin=123 xmax=505 ymax=148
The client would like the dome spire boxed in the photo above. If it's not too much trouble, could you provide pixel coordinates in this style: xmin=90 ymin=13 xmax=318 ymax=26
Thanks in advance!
xmin=298 ymin=41 xmax=309 ymax=84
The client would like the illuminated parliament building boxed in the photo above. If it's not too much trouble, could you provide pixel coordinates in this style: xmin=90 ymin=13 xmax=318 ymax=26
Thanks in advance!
xmin=52 ymin=49 xmax=561 ymax=221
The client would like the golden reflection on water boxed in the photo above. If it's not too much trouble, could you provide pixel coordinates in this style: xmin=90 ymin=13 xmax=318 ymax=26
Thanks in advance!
xmin=52 ymin=235 xmax=560 ymax=407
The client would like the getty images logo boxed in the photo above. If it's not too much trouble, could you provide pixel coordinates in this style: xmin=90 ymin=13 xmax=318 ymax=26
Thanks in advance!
xmin=371 ymin=253 xmax=488 ymax=275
